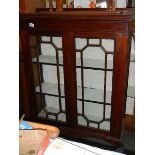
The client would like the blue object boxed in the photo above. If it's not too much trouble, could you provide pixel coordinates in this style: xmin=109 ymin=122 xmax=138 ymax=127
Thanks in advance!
xmin=19 ymin=121 xmax=32 ymax=129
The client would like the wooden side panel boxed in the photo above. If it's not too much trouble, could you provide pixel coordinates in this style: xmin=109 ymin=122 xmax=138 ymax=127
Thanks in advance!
xmin=125 ymin=114 xmax=135 ymax=132
xmin=111 ymin=32 xmax=130 ymax=138
xmin=20 ymin=29 xmax=38 ymax=118
xmin=19 ymin=62 xmax=31 ymax=118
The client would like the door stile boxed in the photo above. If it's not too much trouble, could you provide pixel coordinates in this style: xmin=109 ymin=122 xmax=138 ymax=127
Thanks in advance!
xmin=63 ymin=32 xmax=78 ymax=127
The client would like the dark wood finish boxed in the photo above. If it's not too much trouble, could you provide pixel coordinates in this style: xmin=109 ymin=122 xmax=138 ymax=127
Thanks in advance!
xmin=111 ymin=32 xmax=130 ymax=138
xmin=32 ymin=117 xmax=121 ymax=146
xmin=63 ymin=32 xmax=78 ymax=127
xmin=106 ymin=0 xmax=116 ymax=12
xmin=56 ymin=0 xmax=63 ymax=13
xmin=19 ymin=61 xmax=31 ymax=118
xmin=19 ymin=0 xmax=46 ymax=119
xmin=20 ymin=8 xmax=134 ymax=147
xmin=19 ymin=0 xmax=45 ymax=13
xmin=19 ymin=0 xmax=26 ymax=13
xmin=20 ymin=29 xmax=38 ymax=119
xmin=59 ymin=126 xmax=121 ymax=147
xmin=125 ymin=114 xmax=135 ymax=132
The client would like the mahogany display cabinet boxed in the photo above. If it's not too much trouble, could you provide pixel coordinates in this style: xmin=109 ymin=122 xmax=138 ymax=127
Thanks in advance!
xmin=19 ymin=8 xmax=134 ymax=147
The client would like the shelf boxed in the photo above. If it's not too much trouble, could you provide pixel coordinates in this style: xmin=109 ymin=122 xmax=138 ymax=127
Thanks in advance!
xmin=35 ymin=82 xmax=134 ymax=102
xmin=77 ymin=86 xmax=112 ymax=104
xmin=35 ymin=82 xmax=112 ymax=104
xmin=35 ymin=82 xmax=65 ymax=97
xmin=32 ymin=55 xmax=113 ymax=70
xmin=76 ymin=57 xmax=113 ymax=70
xmin=32 ymin=55 xmax=63 ymax=66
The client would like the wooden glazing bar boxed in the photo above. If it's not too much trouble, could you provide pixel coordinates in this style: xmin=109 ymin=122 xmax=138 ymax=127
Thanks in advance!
xmin=35 ymin=36 xmax=45 ymax=109
xmin=32 ymin=61 xmax=113 ymax=71
xmin=77 ymin=66 xmax=113 ymax=71
xmin=87 ymin=120 xmax=100 ymax=124
xmin=36 ymin=92 xmax=64 ymax=98
xmin=86 ymin=38 xmax=89 ymax=45
xmin=35 ymin=92 xmax=111 ymax=105
xmin=99 ymin=38 xmax=102 ymax=46
xmin=80 ymin=114 xmax=89 ymax=123
xmin=37 ymin=36 xmax=45 ymax=83
xmin=98 ymin=124 xmax=100 ymax=129
xmin=55 ymin=49 xmax=62 ymax=111
xmin=77 ymin=98 xmax=111 ymax=105
xmin=88 ymin=44 xmax=101 ymax=47
xmin=36 ymin=90 xmax=112 ymax=105
xmin=103 ymin=53 xmax=108 ymax=120
xmin=32 ymin=62 xmax=63 ymax=66
xmin=80 ymin=52 xmax=85 ymax=115
xmin=42 ymin=109 xmax=60 ymax=116
xmin=42 ymin=95 xmax=47 ymax=112
xmin=98 ymin=118 xmax=111 ymax=124
xmin=56 ymin=115 xmax=58 ymax=121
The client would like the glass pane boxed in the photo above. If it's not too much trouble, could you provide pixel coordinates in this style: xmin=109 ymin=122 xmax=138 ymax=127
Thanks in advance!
xmin=75 ymin=38 xmax=114 ymax=131
xmin=29 ymin=35 xmax=66 ymax=123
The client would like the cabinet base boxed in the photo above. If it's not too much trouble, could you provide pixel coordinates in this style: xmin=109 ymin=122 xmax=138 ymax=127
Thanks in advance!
xmin=60 ymin=126 xmax=121 ymax=147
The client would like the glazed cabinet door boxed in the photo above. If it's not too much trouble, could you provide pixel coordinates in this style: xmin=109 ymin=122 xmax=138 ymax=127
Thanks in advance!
xmin=72 ymin=32 xmax=129 ymax=138
xmin=20 ymin=30 xmax=68 ymax=126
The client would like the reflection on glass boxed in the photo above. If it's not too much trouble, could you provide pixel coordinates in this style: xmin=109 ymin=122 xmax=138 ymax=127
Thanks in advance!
xmin=96 ymin=0 xmax=107 ymax=8
xmin=106 ymin=0 xmax=116 ymax=11
xmin=73 ymin=0 xmax=107 ymax=8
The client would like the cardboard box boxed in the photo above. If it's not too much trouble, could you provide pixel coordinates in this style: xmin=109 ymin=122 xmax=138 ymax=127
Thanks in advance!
xmin=19 ymin=130 xmax=49 ymax=155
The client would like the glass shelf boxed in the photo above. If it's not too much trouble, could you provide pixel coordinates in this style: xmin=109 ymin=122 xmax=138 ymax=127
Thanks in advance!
xmin=32 ymin=55 xmax=113 ymax=70
xmin=35 ymin=82 xmax=112 ymax=104
xmin=32 ymin=55 xmax=63 ymax=66
xmin=35 ymin=82 xmax=65 ymax=97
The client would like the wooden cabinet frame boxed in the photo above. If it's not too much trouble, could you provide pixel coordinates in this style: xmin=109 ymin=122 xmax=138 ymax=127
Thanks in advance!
xmin=20 ymin=9 xmax=134 ymax=146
